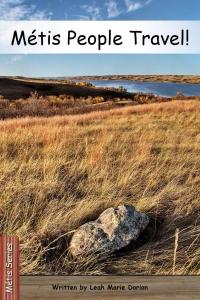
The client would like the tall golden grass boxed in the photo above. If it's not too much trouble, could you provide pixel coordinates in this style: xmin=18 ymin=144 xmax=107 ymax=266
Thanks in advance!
xmin=0 ymin=100 xmax=199 ymax=275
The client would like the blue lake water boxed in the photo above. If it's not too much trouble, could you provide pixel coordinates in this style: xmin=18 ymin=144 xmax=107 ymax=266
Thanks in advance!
xmin=88 ymin=80 xmax=200 ymax=97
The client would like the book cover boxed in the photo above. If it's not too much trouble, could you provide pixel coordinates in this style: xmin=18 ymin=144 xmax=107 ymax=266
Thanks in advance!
xmin=0 ymin=1 xmax=199 ymax=299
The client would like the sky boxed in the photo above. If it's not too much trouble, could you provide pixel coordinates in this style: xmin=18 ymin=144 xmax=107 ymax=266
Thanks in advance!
xmin=0 ymin=0 xmax=200 ymax=76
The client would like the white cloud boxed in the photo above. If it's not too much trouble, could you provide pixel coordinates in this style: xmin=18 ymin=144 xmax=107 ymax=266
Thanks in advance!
xmin=106 ymin=0 xmax=121 ymax=18
xmin=79 ymin=0 xmax=153 ymax=20
xmin=81 ymin=3 xmax=102 ymax=20
xmin=0 ymin=0 xmax=52 ymax=20
xmin=72 ymin=14 xmax=90 ymax=20
xmin=124 ymin=0 xmax=152 ymax=12
xmin=29 ymin=10 xmax=53 ymax=21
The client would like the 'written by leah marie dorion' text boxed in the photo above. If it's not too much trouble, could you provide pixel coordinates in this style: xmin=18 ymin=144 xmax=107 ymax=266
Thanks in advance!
xmin=52 ymin=283 xmax=149 ymax=291
xmin=11 ymin=29 xmax=189 ymax=50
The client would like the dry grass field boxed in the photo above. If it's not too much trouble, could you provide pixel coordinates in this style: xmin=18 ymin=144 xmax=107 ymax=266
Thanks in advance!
xmin=0 ymin=99 xmax=199 ymax=275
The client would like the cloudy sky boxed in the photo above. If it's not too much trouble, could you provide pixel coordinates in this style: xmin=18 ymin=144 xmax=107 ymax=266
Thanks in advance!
xmin=0 ymin=0 xmax=199 ymax=76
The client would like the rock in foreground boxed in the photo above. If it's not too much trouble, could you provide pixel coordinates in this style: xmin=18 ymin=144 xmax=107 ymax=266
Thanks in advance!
xmin=70 ymin=204 xmax=149 ymax=258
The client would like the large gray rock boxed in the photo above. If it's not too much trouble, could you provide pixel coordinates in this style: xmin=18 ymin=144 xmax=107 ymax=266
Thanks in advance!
xmin=70 ymin=204 xmax=149 ymax=258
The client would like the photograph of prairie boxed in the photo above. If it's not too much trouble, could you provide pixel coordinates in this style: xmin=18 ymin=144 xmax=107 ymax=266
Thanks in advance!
xmin=0 ymin=75 xmax=199 ymax=275
xmin=0 ymin=0 xmax=200 ymax=277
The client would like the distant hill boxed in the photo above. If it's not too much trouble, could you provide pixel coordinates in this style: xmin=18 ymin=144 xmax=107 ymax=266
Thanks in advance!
xmin=70 ymin=75 xmax=200 ymax=84
xmin=0 ymin=77 xmax=133 ymax=100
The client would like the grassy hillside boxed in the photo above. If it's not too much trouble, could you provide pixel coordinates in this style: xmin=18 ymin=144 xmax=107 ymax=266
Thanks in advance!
xmin=0 ymin=77 xmax=134 ymax=100
xmin=0 ymin=100 xmax=199 ymax=275
xmin=0 ymin=77 xmax=169 ymax=119
xmin=0 ymin=77 xmax=198 ymax=121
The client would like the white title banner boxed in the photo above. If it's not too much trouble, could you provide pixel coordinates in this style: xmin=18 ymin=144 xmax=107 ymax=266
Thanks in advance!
xmin=0 ymin=21 xmax=199 ymax=54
